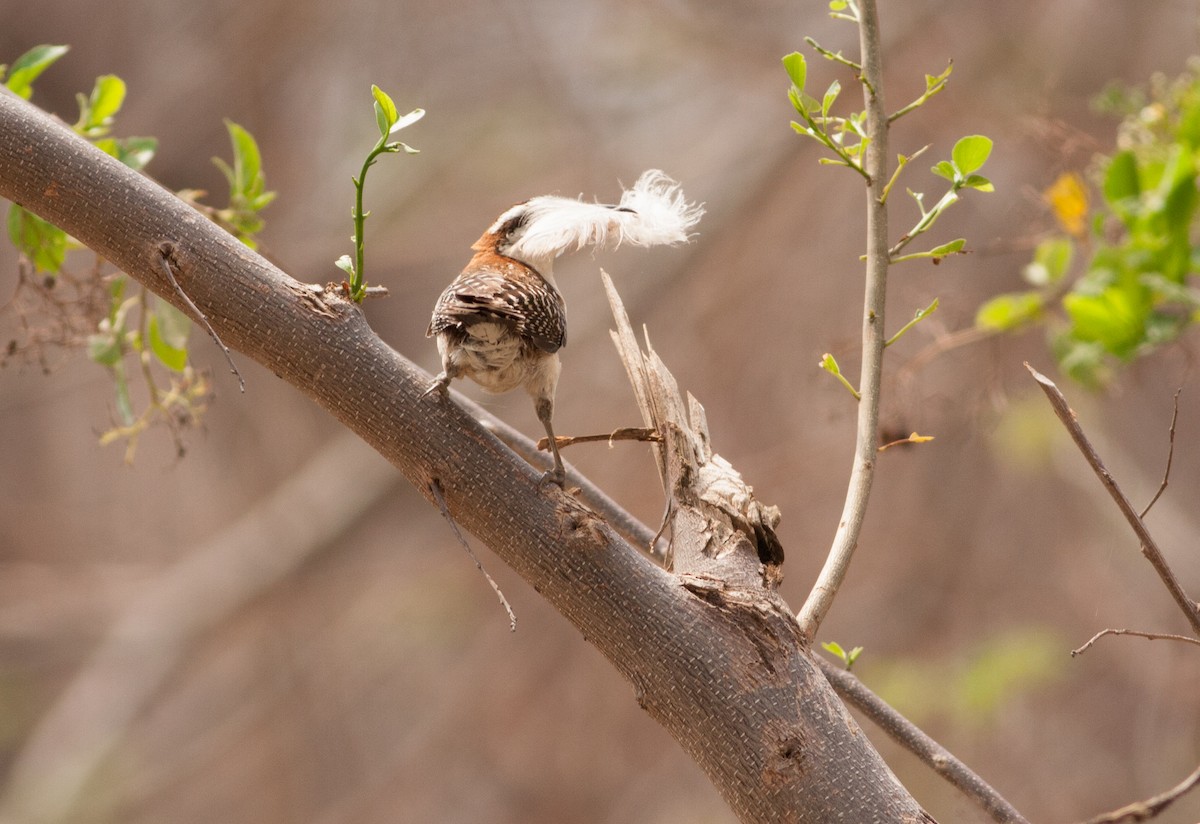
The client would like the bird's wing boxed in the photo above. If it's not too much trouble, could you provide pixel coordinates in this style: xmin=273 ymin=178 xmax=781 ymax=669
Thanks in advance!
xmin=429 ymin=267 xmax=566 ymax=353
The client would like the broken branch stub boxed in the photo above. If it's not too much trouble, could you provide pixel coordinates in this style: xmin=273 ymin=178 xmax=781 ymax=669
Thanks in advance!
xmin=603 ymin=271 xmax=783 ymax=589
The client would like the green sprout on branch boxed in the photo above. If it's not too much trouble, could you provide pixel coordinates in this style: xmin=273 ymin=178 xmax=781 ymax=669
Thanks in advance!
xmin=889 ymin=134 xmax=993 ymax=263
xmin=822 ymin=641 xmax=864 ymax=670
xmin=819 ymin=353 xmax=861 ymax=401
xmin=336 ymin=85 xmax=423 ymax=303
xmin=211 ymin=121 xmax=276 ymax=248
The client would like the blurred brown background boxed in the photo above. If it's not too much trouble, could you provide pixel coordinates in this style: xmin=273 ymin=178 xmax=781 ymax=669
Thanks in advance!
xmin=3 ymin=1 xmax=1200 ymax=822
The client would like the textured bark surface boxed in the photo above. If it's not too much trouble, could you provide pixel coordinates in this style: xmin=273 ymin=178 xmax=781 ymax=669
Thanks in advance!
xmin=0 ymin=89 xmax=932 ymax=823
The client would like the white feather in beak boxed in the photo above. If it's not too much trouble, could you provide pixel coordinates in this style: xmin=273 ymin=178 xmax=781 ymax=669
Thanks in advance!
xmin=494 ymin=170 xmax=704 ymax=275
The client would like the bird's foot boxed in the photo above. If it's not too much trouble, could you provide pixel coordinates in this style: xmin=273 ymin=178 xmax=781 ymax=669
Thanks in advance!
xmin=538 ymin=466 xmax=566 ymax=488
xmin=422 ymin=374 xmax=451 ymax=398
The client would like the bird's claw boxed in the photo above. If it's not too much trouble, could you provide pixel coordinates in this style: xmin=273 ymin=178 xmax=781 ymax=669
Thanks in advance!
xmin=538 ymin=467 xmax=566 ymax=488
xmin=423 ymin=375 xmax=450 ymax=398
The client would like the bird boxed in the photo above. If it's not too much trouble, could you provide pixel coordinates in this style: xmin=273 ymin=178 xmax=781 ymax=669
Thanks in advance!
xmin=426 ymin=170 xmax=704 ymax=485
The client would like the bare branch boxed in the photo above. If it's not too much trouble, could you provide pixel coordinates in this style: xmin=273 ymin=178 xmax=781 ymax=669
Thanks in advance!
xmin=798 ymin=0 xmax=890 ymax=640
xmin=156 ymin=241 xmax=244 ymax=392
xmin=818 ymin=657 xmax=1031 ymax=824
xmin=1077 ymin=762 xmax=1200 ymax=824
xmin=1025 ymin=364 xmax=1200 ymax=637
xmin=538 ymin=426 xmax=662 ymax=451
xmin=1139 ymin=388 xmax=1181 ymax=519
xmin=1070 ymin=628 xmax=1200 ymax=657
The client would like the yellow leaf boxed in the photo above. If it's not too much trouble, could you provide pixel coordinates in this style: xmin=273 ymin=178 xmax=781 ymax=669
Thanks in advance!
xmin=878 ymin=432 xmax=935 ymax=452
xmin=1043 ymin=172 xmax=1088 ymax=237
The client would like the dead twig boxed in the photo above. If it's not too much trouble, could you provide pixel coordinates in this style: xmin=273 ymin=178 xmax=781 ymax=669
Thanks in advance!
xmin=1139 ymin=388 xmax=1180 ymax=519
xmin=157 ymin=242 xmax=244 ymax=392
xmin=1070 ymin=628 xmax=1200 ymax=657
xmin=537 ymin=427 xmax=662 ymax=452
xmin=1026 ymin=364 xmax=1200 ymax=637
xmin=1077 ymin=762 xmax=1200 ymax=824
xmin=429 ymin=478 xmax=517 ymax=631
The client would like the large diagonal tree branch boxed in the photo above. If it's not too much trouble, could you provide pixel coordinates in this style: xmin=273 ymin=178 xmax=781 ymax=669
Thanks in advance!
xmin=0 ymin=89 xmax=938 ymax=822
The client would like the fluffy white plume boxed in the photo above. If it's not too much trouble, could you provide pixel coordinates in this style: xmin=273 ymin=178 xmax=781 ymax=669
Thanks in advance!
xmin=495 ymin=170 xmax=704 ymax=271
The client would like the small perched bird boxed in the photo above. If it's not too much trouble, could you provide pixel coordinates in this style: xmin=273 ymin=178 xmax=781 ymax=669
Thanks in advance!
xmin=427 ymin=170 xmax=704 ymax=484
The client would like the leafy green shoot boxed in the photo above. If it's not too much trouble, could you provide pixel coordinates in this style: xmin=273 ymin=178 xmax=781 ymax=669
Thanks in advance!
xmin=819 ymin=353 xmax=861 ymax=400
xmin=337 ymin=85 xmax=424 ymax=303
xmin=0 ymin=44 xmax=69 ymax=99
xmin=822 ymin=641 xmax=864 ymax=670
xmin=210 ymin=121 xmax=276 ymax=248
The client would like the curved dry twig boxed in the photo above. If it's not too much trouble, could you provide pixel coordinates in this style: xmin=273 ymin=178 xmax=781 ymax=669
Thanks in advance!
xmin=1026 ymin=364 xmax=1200 ymax=637
xmin=1071 ymin=628 xmax=1200 ymax=657
xmin=1077 ymin=762 xmax=1200 ymax=824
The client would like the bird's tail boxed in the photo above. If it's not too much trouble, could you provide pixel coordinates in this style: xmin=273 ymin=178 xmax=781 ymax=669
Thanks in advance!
xmin=498 ymin=170 xmax=704 ymax=265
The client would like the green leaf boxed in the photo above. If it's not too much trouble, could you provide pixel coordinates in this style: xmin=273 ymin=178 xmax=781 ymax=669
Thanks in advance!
xmin=962 ymin=174 xmax=994 ymax=192
xmin=927 ymin=239 xmax=965 ymax=257
xmin=821 ymin=640 xmax=863 ymax=669
xmin=975 ymin=292 xmax=1044 ymax=331
xmin=782 ymin=52 xmax=807 ymax=95
xmin=951 ymin=135 xmax=993 ymax=176
xmin=1102 ymin=150 xmax=1140 ymax=204
xmin=822 ymin=641 xmax=847 ymax=658
xmin=224 ymin=120 xmax=263 ymax=197
xmin=2 ymin=44 xmax=69 ymax=99
xmin=829 ymin=0 xmax=848 ymax=9
xmin=931 ymin=160 xmax=956 ymax=181
xmin=334 ymin=254 xmax=356 ymax=277
xmin=85 ymin=74 xmax=124 ymax=130
xmin=154 ymin=298 xmax=192 ymax=349
xmin=371 ymin=84 xmax=399 ymax=136
xmin=148 ymin=313 xmax=189 ymax=372
xmin=6 ymin=205 xmax=68 ymax=273
xmin=819 ymin=352 xmax=861 ymax=399
xmin=1063 ymin=286 xmax=1147 ymax=357
xmin=821 ymin=79 xmax=841 ymax=119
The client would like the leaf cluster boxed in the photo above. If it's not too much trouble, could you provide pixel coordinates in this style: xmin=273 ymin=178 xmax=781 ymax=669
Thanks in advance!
xmin=1 ymin=45 xmax=271 ymax=459
xmin=783 ymin=7 xmax=993 ymax=399
xmin=978 ymin=61 xmax=1200 ymax=384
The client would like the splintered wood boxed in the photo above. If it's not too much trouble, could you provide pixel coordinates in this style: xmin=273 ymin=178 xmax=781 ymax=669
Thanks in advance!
xmin=603 ymin=272 xmax=783 ymax=589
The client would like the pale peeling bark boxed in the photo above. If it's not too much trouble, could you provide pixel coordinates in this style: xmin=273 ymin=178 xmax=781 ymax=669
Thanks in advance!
xmin=0 ymin=89 xmax=933 ymax=823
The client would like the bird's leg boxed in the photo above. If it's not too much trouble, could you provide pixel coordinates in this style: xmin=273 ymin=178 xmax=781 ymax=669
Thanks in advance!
xmin=535 ymin=397 xmax=566 ymax=486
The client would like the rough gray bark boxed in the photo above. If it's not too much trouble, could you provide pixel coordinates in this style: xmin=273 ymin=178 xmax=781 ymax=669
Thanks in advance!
xmin=0 ymin=88 xmax=933 ymax=823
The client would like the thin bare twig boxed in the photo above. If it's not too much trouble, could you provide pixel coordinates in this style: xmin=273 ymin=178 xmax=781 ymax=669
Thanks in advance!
xmin=1077 ymin=762 xmax=1200 ymax=824
xmin=1026 ymin=364 xmax=1200 ymax=637
xmin=156 ymin=242 xmax=245 ymax=392
xmin=1139 ymin=388 xmax=1181 ymax=519
xmin=429 ymin=478 xmax=516 ymax=631
xmin=798 ymin=0 xmax=890 ymax=640
xmin=537 ymin=427 xmax=662 ymax=452
xmin=817 ymin=657 xmax=1030 ymax=824
xmin=1071 ymin=628 xmax=1200 ymax=657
